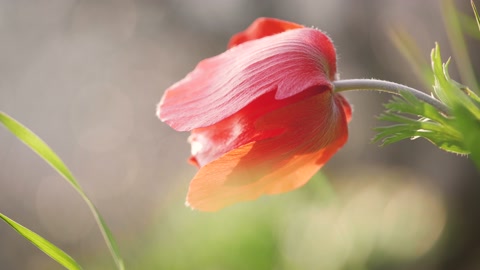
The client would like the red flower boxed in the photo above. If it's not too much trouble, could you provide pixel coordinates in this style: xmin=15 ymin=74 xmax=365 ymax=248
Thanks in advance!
xmin=158 ymin=18 xmax=352 ymax=211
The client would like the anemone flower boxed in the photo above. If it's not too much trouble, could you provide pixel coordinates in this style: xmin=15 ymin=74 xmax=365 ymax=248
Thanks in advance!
xmin=158 ymin=18 xmax=352 ymax=211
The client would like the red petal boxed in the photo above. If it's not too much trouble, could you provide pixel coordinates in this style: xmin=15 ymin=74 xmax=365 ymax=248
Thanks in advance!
xmin=228 ymin=17 xmax=304 ymax=48
xmin=186 ymin=92 xmax=350 ymax=211
xmin=188 ymin=87 xmax=322 ymax=167
xmin=158 ymin=28 xmax=337 ymax=131
xmin=339 ymin=95 xmax=352 ymax=122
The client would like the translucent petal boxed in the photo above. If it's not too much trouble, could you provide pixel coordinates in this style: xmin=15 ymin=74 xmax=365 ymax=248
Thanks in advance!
xmin=158 ymin=28 xmax=337 ymax=131
xmin=186 ymin=93 xmax=350 ymax=211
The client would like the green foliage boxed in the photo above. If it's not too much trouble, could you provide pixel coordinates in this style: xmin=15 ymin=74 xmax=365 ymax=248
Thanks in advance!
xmin=377 ymin=1 xmax=480 ymax=170
xmin=0 ymin=212 xmax=82 ymax=270
xmin=84 ymin=170 xmax=447 ymax=270
xmin=374 ymin=45 xmax=480 ymax=168
xmin=454 ymin=105 xmax=480 ymax=169
xmin=0 ymin=112 xmax=124 ymax=270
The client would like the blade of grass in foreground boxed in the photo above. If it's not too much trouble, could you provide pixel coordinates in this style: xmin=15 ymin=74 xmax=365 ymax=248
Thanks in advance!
xmin=0 ymin=111 xmax=124 ymax=270
xmin=0 ymin=212 xmax=82 ymax=270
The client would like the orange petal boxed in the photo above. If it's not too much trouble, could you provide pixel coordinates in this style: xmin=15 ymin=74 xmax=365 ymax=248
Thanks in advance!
xmin=186 ymin=92 xmax=349 ymax=211
xmin=188 ymin=86 xmax=321 ymax=167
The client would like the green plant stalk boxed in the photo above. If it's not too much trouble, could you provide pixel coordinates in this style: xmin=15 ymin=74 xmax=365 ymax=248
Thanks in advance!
xmin=333 ymin=79 xmax=449 ymax=115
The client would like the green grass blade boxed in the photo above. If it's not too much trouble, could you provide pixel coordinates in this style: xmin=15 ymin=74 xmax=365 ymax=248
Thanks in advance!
xmin=0 ymin=111 xmax=124 ymax=270
xmin=0 ymin=112 xmax=81 ymax=190
xmin=0 ymin=212 xmax=82 ymax=270
xmin=458 ymin=11 xmax=480 ymax=40
xmin=442 ymin=0 xmax=479 ymax=92
xmin=388 ymin=26 xmax=434 ymax=89
xmin=472 ymin=0 xmax=480 ymax=32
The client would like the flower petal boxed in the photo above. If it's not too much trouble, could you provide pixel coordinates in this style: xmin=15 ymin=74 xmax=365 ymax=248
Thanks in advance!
xmin=228 ymin=17 xmax=303 ymax=48
xmin=158 ymin=28 xmax=337 ymax=131
xmin=186 ymin=92 xmax=350 ymax=211
xmin=188 ymin=87 xmax=321 ymax=167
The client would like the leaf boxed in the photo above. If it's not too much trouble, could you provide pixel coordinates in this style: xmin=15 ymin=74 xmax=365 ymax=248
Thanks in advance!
xmin=452 ymin=104 xmax=480 ymax=169
xmin=431 ymin=45 xmax=480 ymax=119
xmin=0 ymin=112 xmax=124 ymax=270
xmin=0 ymin=212 xmax=82 ymax=270
xmin=374 ymin=43 xmax=480 ymax=159
xmin=383 ymin=92 xmax=449 ymax=125
xmin=373 ymin=88 xmax=466 ymax=154
xmin=374 ymin=123 xmax=466 ymax=154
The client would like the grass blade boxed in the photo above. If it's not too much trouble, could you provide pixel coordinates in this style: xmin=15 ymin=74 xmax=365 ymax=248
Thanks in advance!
xmin=388 ymin=26 xmax=434 ymax=89
xmin=472 ymin=0 xmax=480 ymax=32
xmin=441 ymin=0 xmax=479 ymax=92
xmin=0 ymin=111 xmax=124 ymax=270
xmin=0 ymin=212 xmax=82 ymax=270
xmin=458 ymin=11 xmax=480 ymax=40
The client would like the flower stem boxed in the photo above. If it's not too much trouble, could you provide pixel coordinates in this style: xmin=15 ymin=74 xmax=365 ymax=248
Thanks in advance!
xmin=333 ymin=79 xmax=450 ymax=115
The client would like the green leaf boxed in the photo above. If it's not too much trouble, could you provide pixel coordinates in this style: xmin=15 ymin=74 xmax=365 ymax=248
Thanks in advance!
xmin=383 ymin=92 xmax=449 ymax=125
xmin=0 ymin=112 xmax=124 ymax=270
xmin=0 ymin=212 xmax=82 ymax=270
xmin=373 ymin=87 xmax=466 ymax=153
xmin=375 ymin=43 xmax=480 ymax=160
xmin=452 ymin=104 xmax=480 ymax=169
xmin=374 ymin=92 xmax=465 ymax=154
xmin=431 ymin=44 xmax=480 ymax=119
xmin=374 ymin=122 xmax=466 ymax=154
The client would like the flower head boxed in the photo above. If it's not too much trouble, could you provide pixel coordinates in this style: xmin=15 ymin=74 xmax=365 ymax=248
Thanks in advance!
xmin=158 ymin=18 xmax=351 ymax=211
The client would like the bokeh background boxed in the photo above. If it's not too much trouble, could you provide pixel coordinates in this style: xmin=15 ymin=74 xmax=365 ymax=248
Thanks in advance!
xmin=1 ymin=0 xmax=479 ymax=269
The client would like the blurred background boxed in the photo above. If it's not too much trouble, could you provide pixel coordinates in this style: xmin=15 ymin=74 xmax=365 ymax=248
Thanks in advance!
xmin=1 ymin=0 xmax=479 ymax=269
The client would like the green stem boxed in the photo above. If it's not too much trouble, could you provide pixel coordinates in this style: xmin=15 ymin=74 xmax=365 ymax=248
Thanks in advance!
xmin=333 ymin=79 xmax=450 ymax=115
